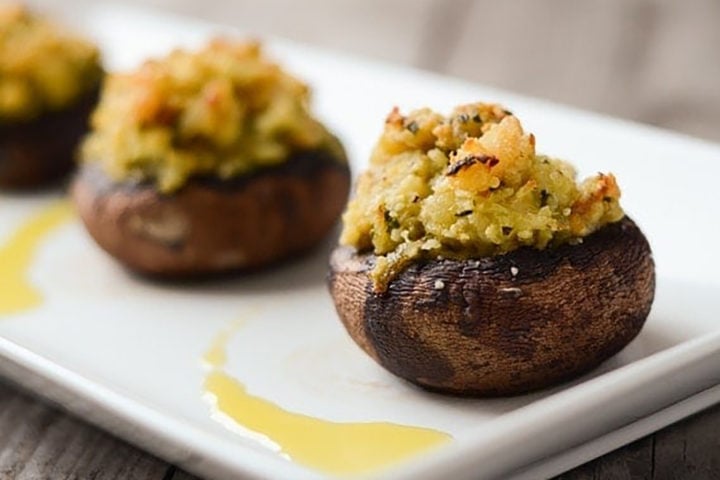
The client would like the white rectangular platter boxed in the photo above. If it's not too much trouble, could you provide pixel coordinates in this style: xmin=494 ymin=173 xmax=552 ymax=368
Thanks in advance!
xmin=1 ymin=4 xmax=720 ymax=479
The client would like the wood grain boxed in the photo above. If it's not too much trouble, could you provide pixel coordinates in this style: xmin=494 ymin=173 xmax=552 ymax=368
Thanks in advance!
xmin=558 ymin=404 xmax=720 ymax=480
xmin=0 ymin=380 xmax=177 ymax=480
xmin=556 ymin=436 xmax=654 ymax=480
xmin=168 ymin=469 xmax=201 ymax=480
xmin=653 ymin=403 xmax=720 ymax=480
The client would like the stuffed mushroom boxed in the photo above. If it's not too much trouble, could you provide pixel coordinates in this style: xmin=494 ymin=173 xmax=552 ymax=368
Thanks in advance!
xmin=328 ymin=103 xmax=654 ymax=396
xmin=73 ymin=39 xmax=350 ymax=276
xmin=0 ymin=4 xmax=102 ymax=188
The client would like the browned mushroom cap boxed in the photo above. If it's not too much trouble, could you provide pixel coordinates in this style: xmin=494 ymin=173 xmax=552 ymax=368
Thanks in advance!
xmin=329 ymin=216 xmax=655 ymax=396
xmin=0 ymin=87 xmax=100 ymax=189
xmin=73 ymin=150 xmax=350 ymax=277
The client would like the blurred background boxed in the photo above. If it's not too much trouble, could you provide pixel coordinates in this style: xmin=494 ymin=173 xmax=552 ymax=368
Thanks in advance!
xmin=32 ymin=0 xmax=720 ymax=142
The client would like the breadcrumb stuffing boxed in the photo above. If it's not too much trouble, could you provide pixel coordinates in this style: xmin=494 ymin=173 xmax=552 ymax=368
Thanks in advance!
xmin=340 ymin=102 xmax=624 ymax=290
xmin=0 ymin=4 xmax=101 ymax=122
xmin=81 ymin=39 xmax=344 ymax=193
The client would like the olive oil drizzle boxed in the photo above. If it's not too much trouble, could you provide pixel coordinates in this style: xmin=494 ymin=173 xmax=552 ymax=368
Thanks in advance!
xmin=0 ymin=199 xmax=450 ymax=474
xmin=0 ymin=201 xmax=73 ymax=315
xmin=202 ymin=321 xmax=451 ymax=476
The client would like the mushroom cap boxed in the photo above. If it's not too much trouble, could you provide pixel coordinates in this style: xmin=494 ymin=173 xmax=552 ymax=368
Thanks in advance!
xmin=328 ymin=216 xmax=655 ymax=396
xmin=73 ymin=150 xmax=350 ymax=277
xmin=0 ymin=87 xmax=100 ymax=189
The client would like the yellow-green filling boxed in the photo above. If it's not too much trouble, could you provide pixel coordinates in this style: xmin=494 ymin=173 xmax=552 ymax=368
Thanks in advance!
xmin=340 ymin=103 xmax=624 ymax=290
xmin=0 ymin=4 xmax=102 ymax=123
xmin=81 ymin=39 xmax=345 ymax=193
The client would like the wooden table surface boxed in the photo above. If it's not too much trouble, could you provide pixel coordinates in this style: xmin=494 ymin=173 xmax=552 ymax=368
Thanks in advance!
xmin=6 ymin=0 xmax=720 ymax=478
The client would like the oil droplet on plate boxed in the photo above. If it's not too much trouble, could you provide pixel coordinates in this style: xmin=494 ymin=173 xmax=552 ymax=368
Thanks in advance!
xmin=202 ymin=322 xmax=451 ymax=476
xmin=0 ymin=201 xmax=73 ymax=316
